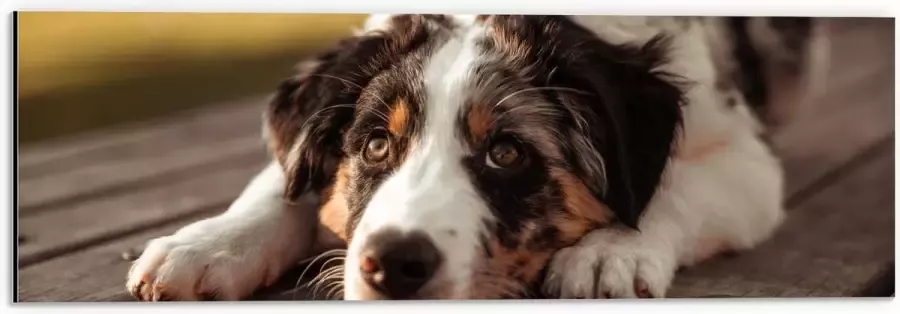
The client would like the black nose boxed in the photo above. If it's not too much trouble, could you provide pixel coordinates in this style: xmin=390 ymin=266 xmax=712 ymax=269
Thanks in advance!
xmin=358 ymin=229 xmax=443 ymax=299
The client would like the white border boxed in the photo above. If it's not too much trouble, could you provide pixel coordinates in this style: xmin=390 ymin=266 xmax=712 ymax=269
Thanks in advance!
xmin=1 ymin=0 xmax=897 ymax=314
xmin=0 ymin=0 xmax=896 ymax=16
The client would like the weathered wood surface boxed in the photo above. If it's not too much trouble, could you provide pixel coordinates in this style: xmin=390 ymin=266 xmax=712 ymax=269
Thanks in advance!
xmin=15 ymin=17 xmax=895 ymax=301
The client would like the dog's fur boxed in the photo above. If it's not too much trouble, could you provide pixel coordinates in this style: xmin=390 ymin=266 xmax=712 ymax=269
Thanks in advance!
xmin=126 ymin=14 xmax=828 ymax=300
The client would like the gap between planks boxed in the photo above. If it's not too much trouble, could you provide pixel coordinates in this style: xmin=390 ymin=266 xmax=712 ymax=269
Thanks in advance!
xmin=19 ymin=134 xmax=267 ymax=214
xmin=17 ymin=153 xmax=269 ymax=267
xmin=18 ymin=95 xmax=267 ymax=174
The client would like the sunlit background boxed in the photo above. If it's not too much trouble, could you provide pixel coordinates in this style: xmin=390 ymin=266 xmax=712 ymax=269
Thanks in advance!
xmin=17 ymin=12 xmax=366 ymax=144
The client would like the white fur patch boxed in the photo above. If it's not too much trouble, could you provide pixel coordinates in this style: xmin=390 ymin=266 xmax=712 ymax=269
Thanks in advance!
xmin=344 ymin=16 xmax=491 ymax=300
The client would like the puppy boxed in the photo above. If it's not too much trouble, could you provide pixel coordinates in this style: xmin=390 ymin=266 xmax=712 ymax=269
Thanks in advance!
xmin=126 ymin=14 xmax=827 ymax=300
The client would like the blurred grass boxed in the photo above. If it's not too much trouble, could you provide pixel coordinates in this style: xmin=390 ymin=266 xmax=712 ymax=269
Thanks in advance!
xmin=17 ymin=12 xmax=367 ymax=144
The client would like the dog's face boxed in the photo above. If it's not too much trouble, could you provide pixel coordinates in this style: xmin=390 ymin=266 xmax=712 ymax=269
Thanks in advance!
xmin=266 ymin=15 xmax=683 ymax=299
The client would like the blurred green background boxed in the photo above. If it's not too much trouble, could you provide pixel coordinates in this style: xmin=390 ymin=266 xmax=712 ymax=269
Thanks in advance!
xmin=17 ymin=12 xmax=367 ymax=145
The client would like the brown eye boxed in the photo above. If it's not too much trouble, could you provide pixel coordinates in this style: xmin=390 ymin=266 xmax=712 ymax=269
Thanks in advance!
xmin=364 ymin=135 xmax=390 ymax=162
xmin=486 ymin=140 xmax=523 ymax=168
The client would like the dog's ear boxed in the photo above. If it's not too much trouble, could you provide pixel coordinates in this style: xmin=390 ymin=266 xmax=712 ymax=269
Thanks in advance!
xmin=265 ymin=15 xmax=436 ymax=201
xmin=265 ymin=35 xmax=384 ymax=201
xmin=559 ymin=33 xmax=685 ymax=229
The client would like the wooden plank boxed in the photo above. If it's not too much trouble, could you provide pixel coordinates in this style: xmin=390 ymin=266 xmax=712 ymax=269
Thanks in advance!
xmin=668 ymin=140 xmax=894 ymax=297
xmin=17 ymin=210 xmax=223 ymax=302
xmin=17 ymin=153 xmax=268 ymax=267
xmin=774 ymin=68 xmax=894 ymax=201
xmin=18 ymin=95 xmax=265 ymax=179
xmin=770 ymin=17 xmax=894 ymax=200
xmin=18 ymin=133 xmax=265 ymax=213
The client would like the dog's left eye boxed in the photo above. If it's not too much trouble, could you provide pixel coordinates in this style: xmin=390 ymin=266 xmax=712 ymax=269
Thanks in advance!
xmin=364 ymin=135 xmax=390 ymax=162
xmin=486 ymin=140 xmax=524 ymax=168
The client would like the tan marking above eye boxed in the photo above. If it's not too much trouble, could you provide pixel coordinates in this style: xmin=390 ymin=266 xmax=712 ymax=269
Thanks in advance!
xmin=466 ymin=104 xmax=493 ymax=144
xmin=486 ymin=140 xmax=522 ymax=168
xmin=388 ymin=99 xmax=410 ymax=136
xmin=364 ymin=136 xmax=390 ymax=162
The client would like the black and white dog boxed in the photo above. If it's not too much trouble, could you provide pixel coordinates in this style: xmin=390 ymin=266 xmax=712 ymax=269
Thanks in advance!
xmin=126 ymin=14 xmax=828 ymax=300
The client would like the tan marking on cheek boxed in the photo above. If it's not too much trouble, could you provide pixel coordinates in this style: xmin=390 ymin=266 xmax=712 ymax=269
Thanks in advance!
xmin=388 ymin=99 xmax=410 ymax=136
xmin=550 ymin=169 xmax=614 ymax=244
xmin=318 ymin=161 xmax=351 ymax=241
xmin=470 ymin=239 xmax=553 ymax=298
xmin=467 ymin=104 xmax=493 ymax=144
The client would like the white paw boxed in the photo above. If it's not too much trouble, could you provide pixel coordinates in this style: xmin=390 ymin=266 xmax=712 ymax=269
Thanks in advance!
xmin=542 ymin=228 xmax=677 ymax=299
xmin=125 ymin=218 xmax=279 ymax=301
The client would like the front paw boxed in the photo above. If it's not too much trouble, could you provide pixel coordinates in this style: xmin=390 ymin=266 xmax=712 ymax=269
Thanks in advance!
xmin=125 ymin=219 xmax=278 ymax=301
xmin=542 ymin=228 xmax=677 ymax=299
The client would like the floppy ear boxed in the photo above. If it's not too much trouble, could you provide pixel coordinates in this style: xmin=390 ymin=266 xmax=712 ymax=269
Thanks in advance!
xmin=265 ymin=35 xmax=384 ymax=201
xmin=265 ymin=14 xmax=438 ymax=201
xmin=561 ymin=34 xmax=686 ymax=229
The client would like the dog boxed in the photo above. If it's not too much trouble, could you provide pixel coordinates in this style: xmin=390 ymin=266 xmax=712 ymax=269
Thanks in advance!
xmin=125 ymin=14 xmax=828 ymax=300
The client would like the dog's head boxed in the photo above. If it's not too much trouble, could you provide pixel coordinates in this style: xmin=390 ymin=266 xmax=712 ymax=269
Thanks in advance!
xmin=266 ymin=15 xmax=684 ymax=299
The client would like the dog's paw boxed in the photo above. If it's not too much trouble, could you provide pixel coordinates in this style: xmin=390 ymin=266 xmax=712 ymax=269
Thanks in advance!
xmin=542 ymin=228 xmax=677 ymax=299
xmin=125 ymin=219 xmax=278 ymax=301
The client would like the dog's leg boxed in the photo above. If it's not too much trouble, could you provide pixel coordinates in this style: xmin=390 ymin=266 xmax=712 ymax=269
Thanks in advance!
xmin=126 ymin=161 xmax=319 ymax=301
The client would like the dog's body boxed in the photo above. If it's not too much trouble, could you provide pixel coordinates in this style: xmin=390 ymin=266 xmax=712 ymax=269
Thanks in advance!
xmin=126 ymin=15 xmax=827 ymax=300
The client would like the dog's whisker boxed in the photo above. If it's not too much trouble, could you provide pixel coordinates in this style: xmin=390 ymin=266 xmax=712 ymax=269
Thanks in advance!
xmin=294 ymin=250 xmax=347 ymax=300
xmin=297 ymin=249 xmax=347 ymax=265
xmin=297 ymin=250 xmax=347 ymax=282
xmin=323 ymin=280 xmax=346 ymax=300
xmin=490 ymin=86 xmax=593 ymax=111
xmin=312 ymin=266 xmax=344 ymax=285
xmin=306 ymin=266 xmax=342 ymax=291
xmin=307 ymin=73 xmax=365 ymax=91
xmin=294 ymin=104 xmax=389 ymax=137
xmin=316 ymin=257 xmax=346 ymax=276
xmin=358 ymin=91 xmax=395 ymax=122
xmin=305 ymin=73 xmax=393 ymax=122
xmin=306 ymin=264 xmax=344 ymax=299
xmin=313 ymin=261 xmax=345 ymax=285
xmin=295 ymin=104 xmax=356 ymax=135
xmin=298 ymin=259 xmax=344 ymax=300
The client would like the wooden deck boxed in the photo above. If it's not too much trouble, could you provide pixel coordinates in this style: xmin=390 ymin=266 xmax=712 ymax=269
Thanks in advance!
xmin=15 ymin=18 xmax=895 ymax=301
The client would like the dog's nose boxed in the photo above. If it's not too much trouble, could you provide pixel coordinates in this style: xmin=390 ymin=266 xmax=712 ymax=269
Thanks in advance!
xmin=358 ymin=229 xmax=443 ymax=299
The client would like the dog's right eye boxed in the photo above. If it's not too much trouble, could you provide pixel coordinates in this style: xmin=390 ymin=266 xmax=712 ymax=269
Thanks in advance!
xmin=364 ymin=135 xmax=390 ymax=162
xmin=486 ymin=139 xmax=525 ymax=169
